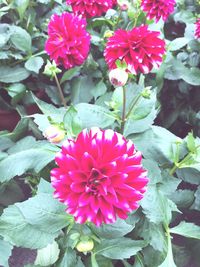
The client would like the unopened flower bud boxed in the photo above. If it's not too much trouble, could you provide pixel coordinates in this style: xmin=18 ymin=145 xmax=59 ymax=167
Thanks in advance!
xmin=44 ymin=125 xmax=65 ymax=144
xmin=76 ymin=240 xmax=94 ymax=253
xmin=141 ymin=87 xmax=152 ymax=99
xmin=43 ymin=60 xmax=61 ymax=78
xmin=117 ymin=0 xmax=130 ymax=11
xmin=109 ymin=68 xmax=128 ymax=87
xmin=104 ymin=30 xmax=114 ymax=38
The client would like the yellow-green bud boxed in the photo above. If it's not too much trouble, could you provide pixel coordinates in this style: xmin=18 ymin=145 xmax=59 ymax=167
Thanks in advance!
xmin=43 ymin=60 xmax=61 ymax=78
xmin=141 ymin=87 xmax=152 ymax=99
xmin=104 ymin=30 xmax=114 ymax=38
xmin=76 ymin=240 xmax=94 ymax=253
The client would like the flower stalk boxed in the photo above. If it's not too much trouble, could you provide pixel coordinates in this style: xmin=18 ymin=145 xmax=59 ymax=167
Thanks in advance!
xmin=54 ymin=73 xmax=67 ymax=108
xmin=121 ymin=86 xmax=126 ymax=133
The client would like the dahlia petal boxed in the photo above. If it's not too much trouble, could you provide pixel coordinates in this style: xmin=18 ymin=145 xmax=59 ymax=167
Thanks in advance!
xmin=70 ymin=182 xmax=86 ymax=193
xmin=81 ymin=152 xmax=95 ymax=172
xmin=195 ymin=18 xmax=200 ymax=39
xmin=115 ymin=208 xmax=128 ymax=220
xmin=78 ymin=192 xmax=91 ymax=206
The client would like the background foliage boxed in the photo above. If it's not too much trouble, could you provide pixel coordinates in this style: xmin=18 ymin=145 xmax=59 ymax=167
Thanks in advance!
xmin=0 ymin=0 xmax=200 ymax=267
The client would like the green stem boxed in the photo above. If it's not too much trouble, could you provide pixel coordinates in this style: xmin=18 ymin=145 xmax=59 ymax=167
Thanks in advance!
xmin=169 ymin=144 xmax=200 ymax=175
xmin=91 ymin=253 xmax=99 ymax=267
xmin=133 ymin=1 xmax=141 ymax=27
xmin=54 ymin=73 xmax=67 ymax=108
xmin=115 ymin=9 xmax=122 ymax=30
xmin=169 ymin=164 xmax=178 ymax=176
xmin=121 ymin=86 xmax=126 ymax=134
xmin=125 ymin=93 xmax=142 ymax=119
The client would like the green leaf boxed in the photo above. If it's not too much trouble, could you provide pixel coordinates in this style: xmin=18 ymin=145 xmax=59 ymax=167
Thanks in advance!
xmin=75 ymin=103 xmax=116 ymax=129
xmin=91 ymin=80 xmax=107 ymax=101
xmin=10 ymin=25 xmax=31 ymax=52
xmin=164 ymin=58 xmax=200 ymax=85
xmin=177 ymin=168 xmax=200 ymax=185
xmin=170 ymin=189 xmax=194 ymax=208
xmin=63 ymin=106 xmax=82 ymax=136
xmin=124 ymin=108 xmax=157 ymax=136
xmin=31 ymin=93 xmax=65 ymax=119
xmin=168 ymin=37 xmax=190 ymax=51
xmin=6 ymin=83 xmax=26 ymax=105
xmin=191 ymin=186 xmax=200 ymax=211
xmin=158 ymin=242 xmax=177 ymax=267
xmin=25 ymin=57 xmax=44 ymax=74
xmin=0 ymin=191 xmax=72 ymax=248
xmin=131 ymin=126 xmax=183 ymax=164
xmin=0 ymin=66 xmax=30 ymax=83
xmin=0 ymin=239 xmax=13 ymax=267
xmin=141 ymin=185 xmax=178 ymax=225
xmin=35 ymin=241 xmax=60 ymax=266
xmin=142 ymin=159 xmax=162 ymax=184
xmin=170 ymin=221 xmax=200 ymax=239
xmin=0 ymin=136 xmax=14 ymax=151
xmin=94 ymin=238 xmax=146 ymax=260
xmin=186 ymin=132 xmax=196 ymax=153
xmin=57 ymin=248 xmax=77 ymax=267
xmin=60 ymin=67 xmax=81 ymax=84
xmin=0 ymin=137 xmax=58 ymax=182
xmin=91 ymin=218 xmax=134 ymax=239
xmin=0 ymin=180 xmax=24 ymax=206
xmin=37 ymin=178 xmax=54 ymax=194
xmin=138 ymin=219 xmax=167 ymax=253
xmin=71 ymin=76 xmax=94 ymax=104
xmin=13 ymin=0 xmax=29 ymax=20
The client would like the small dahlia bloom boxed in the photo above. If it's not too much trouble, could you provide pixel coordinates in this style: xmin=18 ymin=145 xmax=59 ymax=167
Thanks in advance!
xmin=141 ymin=0 xmax=176 ymax=22
xmin=104 ymin=25 xmax=166 ymax=74
xmin=109 ymin=68 xmax=128 ymax=87
xmin=195 ymin=18 xmax=200 ymax=39
xmin=51 ymin=128 xmax=148 ymax=226
xmin=45 ymin=12 xmax=90 ymax=69
xmin=44 ymin=125 xmax=65 ymax=144
xmin=66 ymin=0 xmax=116 ymax=18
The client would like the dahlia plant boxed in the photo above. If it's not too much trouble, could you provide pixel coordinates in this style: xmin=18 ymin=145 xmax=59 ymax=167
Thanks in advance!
xmin=0 ymin=0 xmax=200 ymax=267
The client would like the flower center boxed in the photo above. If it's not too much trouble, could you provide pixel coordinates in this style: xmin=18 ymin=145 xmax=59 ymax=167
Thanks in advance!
xmin=85 ymin=168 xmax=102 ymax=194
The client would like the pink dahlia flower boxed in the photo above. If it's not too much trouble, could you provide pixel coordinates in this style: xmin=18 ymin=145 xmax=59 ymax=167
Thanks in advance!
xmin=66 ymin=0 xmax=116 ymax=18
xmin=104 ymin=25 xmax=166 ymax=74
xmin=141 ymin=0 xmax=176 ymax=22
xmin=45 ymin=12 xmax=90 ymax=69
xmin=195 ymin=18 xmax=200 ymax=39
xmin=51 ymin=128 xmax=148 ymax=226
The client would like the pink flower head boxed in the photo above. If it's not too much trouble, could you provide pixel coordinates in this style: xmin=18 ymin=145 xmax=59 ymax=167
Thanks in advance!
xmin=141 ymin=0 xmax=176 ymax=22
xmin=104 ymin=25 xmax=166 ymax=74
xmin=51 ymin=128 xmax=148 ymax=226
xmin=66 ymin=0 xmax=116 ymax=18
xmin=45 ymin=12 xmax=90 ymax=69
xmin=195 ymin=18 xmax=200 ymax=39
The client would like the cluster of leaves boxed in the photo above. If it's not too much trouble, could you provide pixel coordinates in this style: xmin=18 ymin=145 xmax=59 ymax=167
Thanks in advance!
xmin=0 ymin=0 xmax=200 ymax=267
xmin=156 ymin=0 xmax=200 ymax=137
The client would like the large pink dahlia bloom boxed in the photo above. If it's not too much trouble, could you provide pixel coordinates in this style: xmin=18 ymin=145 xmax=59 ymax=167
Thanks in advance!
xmin=66 ymin=0 xmax=116 ymax=18
xmin=195 ymin=18 xmax=200 ymax=39
xmin=141 ymin=0 xmax=176 ymax=22
xmin=45 ymin=12 xmax=90 ymax=69
xmin=51 ymin=128 xmax=148 ymax=226
xmin=104 ymin=25 xmax=166 ymax=74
